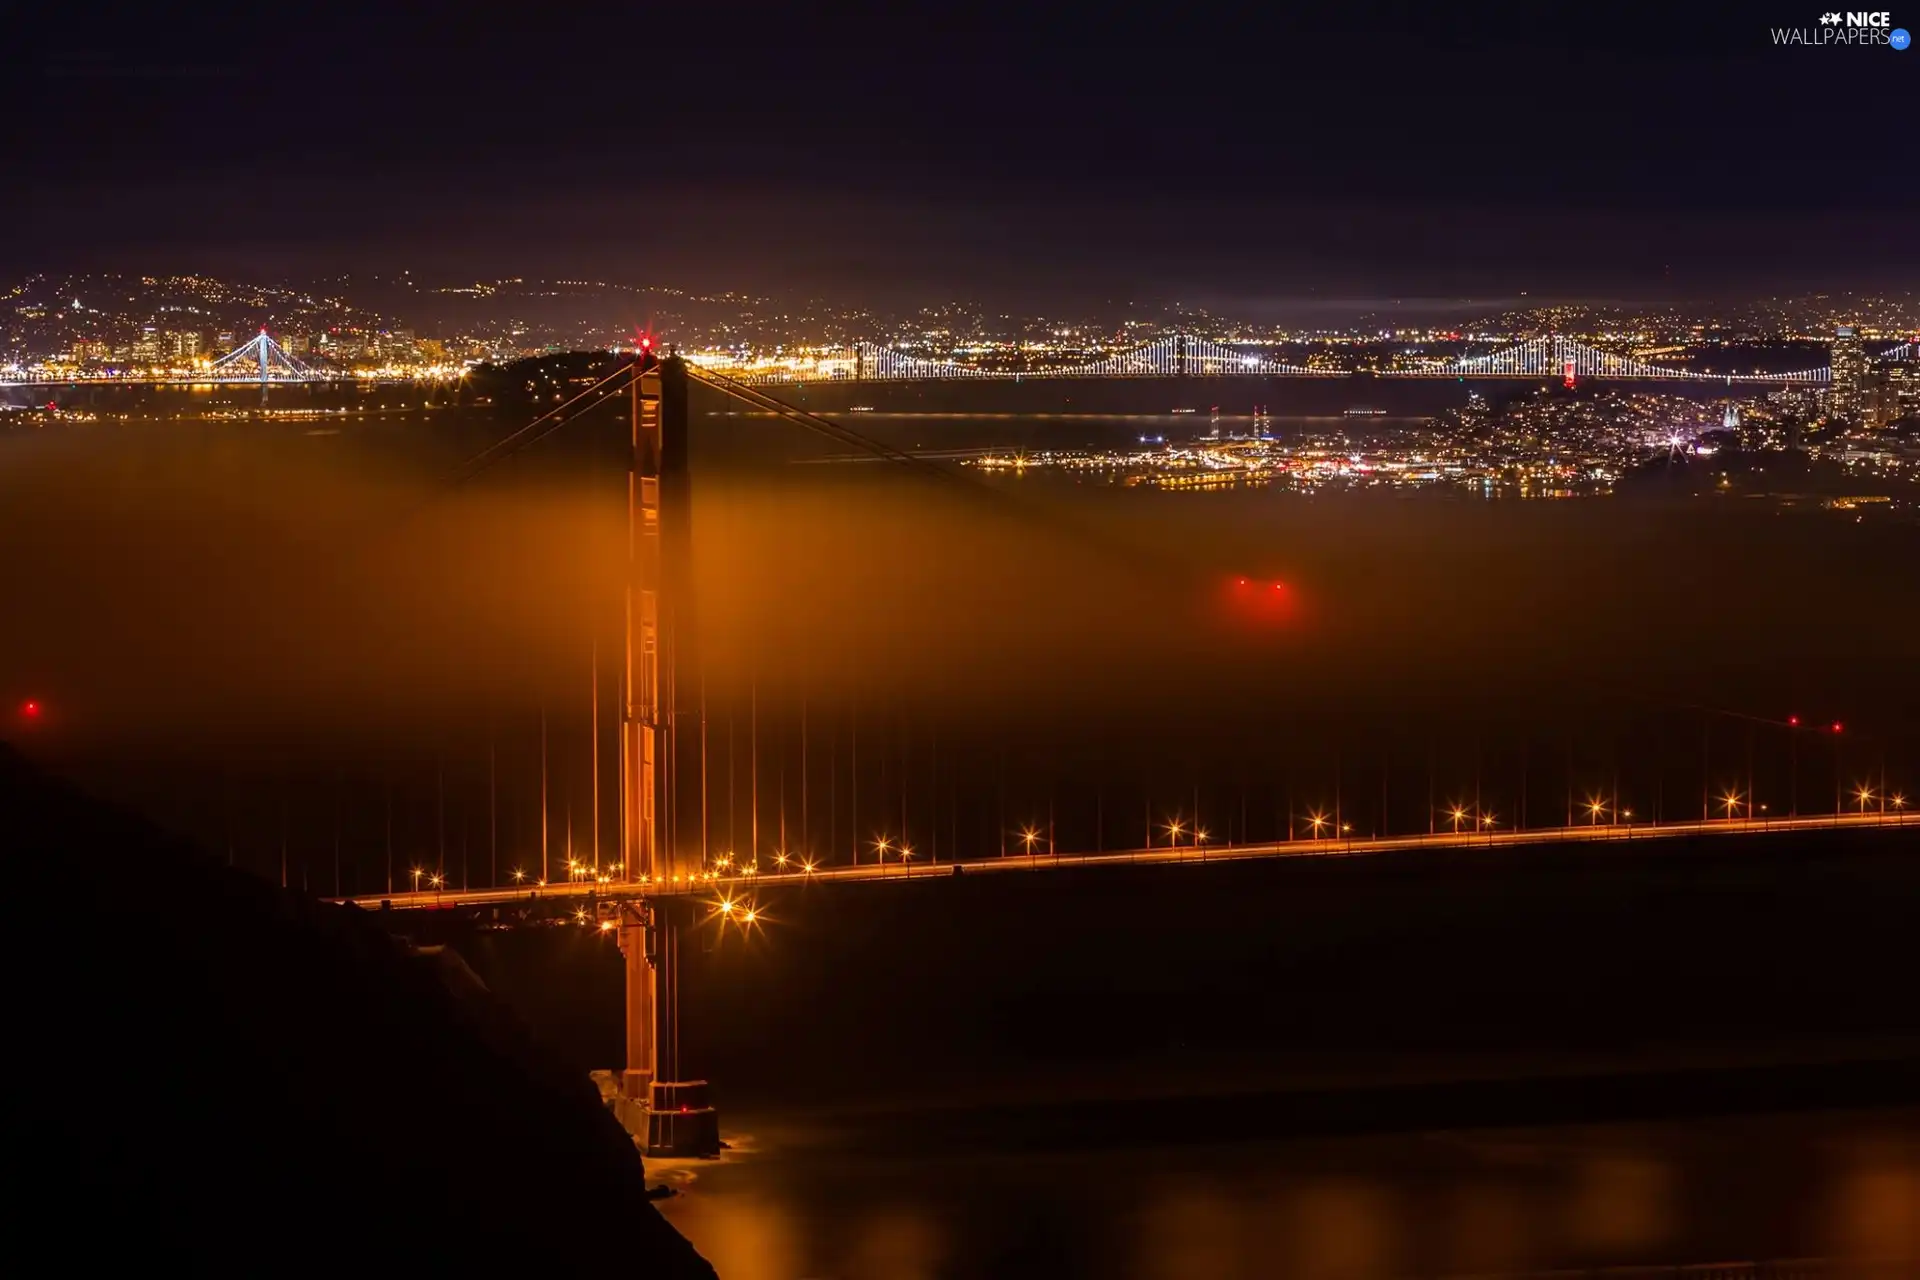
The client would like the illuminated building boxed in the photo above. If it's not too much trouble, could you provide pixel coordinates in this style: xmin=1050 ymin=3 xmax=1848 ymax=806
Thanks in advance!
xmin=1859 ymin=365 xmax=1907 ymax=431
xmin=1885 ymin=362 xmax=1914 ymax=420
xmin=1828 ymin=325 xmax=1866 ymax=422
xmin=162 ymin=329 xmax=202 ymax=361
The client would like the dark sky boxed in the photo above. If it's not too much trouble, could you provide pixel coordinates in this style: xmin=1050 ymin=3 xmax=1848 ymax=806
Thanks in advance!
xmin=10 ymin=2 xmax=1916 ymax=307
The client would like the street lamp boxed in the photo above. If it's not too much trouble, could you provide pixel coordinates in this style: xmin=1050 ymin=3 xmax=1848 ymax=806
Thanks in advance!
xmin=873 ymin=835 xmax=892 ymax=865
xmin=1854 ymin=784 xmax=1875 ymax=814
xmin=1161 ymin=819 xmax=1184 ymax=848
xmin=1586 ymin=796 xmax=1607 ymax=826
xmin=1306 ymin=811 xmax=1328 ymax=839
xmin=410 ymin=866 xmax=423 ymax=894
xmin=1448 ymin=805 xmax=1468 ymax=834
xmin=1721 ymin=790 xmax=1743 ymax=819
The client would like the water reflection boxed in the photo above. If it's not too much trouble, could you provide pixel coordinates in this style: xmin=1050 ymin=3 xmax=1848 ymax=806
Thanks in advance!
xmin=657 ymin=1109 xmax=1919 ymax=1279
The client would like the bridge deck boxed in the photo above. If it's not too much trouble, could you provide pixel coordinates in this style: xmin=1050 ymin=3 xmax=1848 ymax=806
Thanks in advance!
xmin=339 ymin=809 xmax=1913 ymax=911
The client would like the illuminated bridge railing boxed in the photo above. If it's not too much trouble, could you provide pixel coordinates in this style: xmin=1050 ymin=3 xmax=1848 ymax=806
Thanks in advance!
xmin=711 ymin=333 xmax=1837 ymax=385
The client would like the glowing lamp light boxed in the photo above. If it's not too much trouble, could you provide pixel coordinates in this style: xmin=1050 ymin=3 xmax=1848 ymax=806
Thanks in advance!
xmin=19 ymin=699 xmax=41 ymax=720
xmin=1832 ymin=722 xmax=1844 ymax=734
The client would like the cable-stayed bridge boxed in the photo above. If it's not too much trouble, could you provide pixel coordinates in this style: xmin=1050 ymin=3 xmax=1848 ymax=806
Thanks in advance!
xmin=717 ymin=332 xmax=1890 ymax=385
xmin=202 ymin=329 xmax=322 ymax=383
xmin=2 ymin=330 xmax=385 ymax=385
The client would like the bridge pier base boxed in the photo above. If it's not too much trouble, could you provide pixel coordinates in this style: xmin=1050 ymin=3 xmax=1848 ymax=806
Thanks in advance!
xmin=613 ymin=898 xmax=719 ymax=1159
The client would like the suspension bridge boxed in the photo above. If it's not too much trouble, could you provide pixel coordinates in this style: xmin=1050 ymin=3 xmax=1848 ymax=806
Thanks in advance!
xmin=272 ymin=349 xmax=1914 ymax=1161
xmin=13 ymin=329 xmax=1910 ymax=1159
xmin=715 ymin=332 xmax=1914 ymax=385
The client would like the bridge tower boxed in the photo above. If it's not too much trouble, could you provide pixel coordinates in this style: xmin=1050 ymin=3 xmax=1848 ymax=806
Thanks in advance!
xmin=1177 ymin=331 xmax=1188 ymax=378
xmin=616 ymin=352 xmax=719 ymax=1157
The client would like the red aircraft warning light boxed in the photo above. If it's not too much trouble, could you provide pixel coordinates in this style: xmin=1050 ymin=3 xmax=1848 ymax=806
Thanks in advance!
xmin=19 ymin=699 xmax=41 ymax=721
xmin=1832 ymin=722 xmax=1844 ymax=734
xmin=1789 ymin=715 xmax=1800 ymax=727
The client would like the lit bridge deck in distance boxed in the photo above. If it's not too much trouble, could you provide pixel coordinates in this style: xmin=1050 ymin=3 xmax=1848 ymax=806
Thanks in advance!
xmin=341 ymin=809 xmax=1916 ymax=912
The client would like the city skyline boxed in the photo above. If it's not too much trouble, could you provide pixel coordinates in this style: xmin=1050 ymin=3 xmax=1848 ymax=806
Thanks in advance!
xmin=5 ymin=268 xmax=1916 ymax=370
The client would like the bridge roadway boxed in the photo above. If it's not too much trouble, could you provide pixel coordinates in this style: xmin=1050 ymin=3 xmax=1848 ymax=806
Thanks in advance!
xmin=340 ymin=809 xmax=1913 ymax=911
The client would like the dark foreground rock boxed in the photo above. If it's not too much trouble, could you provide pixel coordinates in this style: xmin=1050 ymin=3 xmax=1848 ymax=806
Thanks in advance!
xmin=8 ymin=744 xmax=715 ymax=1277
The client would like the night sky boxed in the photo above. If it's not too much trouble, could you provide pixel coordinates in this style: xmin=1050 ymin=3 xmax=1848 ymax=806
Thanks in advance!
xmin=10 ymin=3 xmax=1916 ymax=306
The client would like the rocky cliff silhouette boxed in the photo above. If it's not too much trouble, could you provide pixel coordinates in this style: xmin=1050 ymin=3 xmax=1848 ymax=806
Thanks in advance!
xmin=8 ymin=743 xmax=715 ymax=1276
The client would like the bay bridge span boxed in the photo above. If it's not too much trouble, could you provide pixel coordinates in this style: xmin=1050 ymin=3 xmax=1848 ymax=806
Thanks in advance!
xmin=716 ymin=332 xmax=1913 ymax=385
xmin=10 ymin=331 xmax=1912 ymax=388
